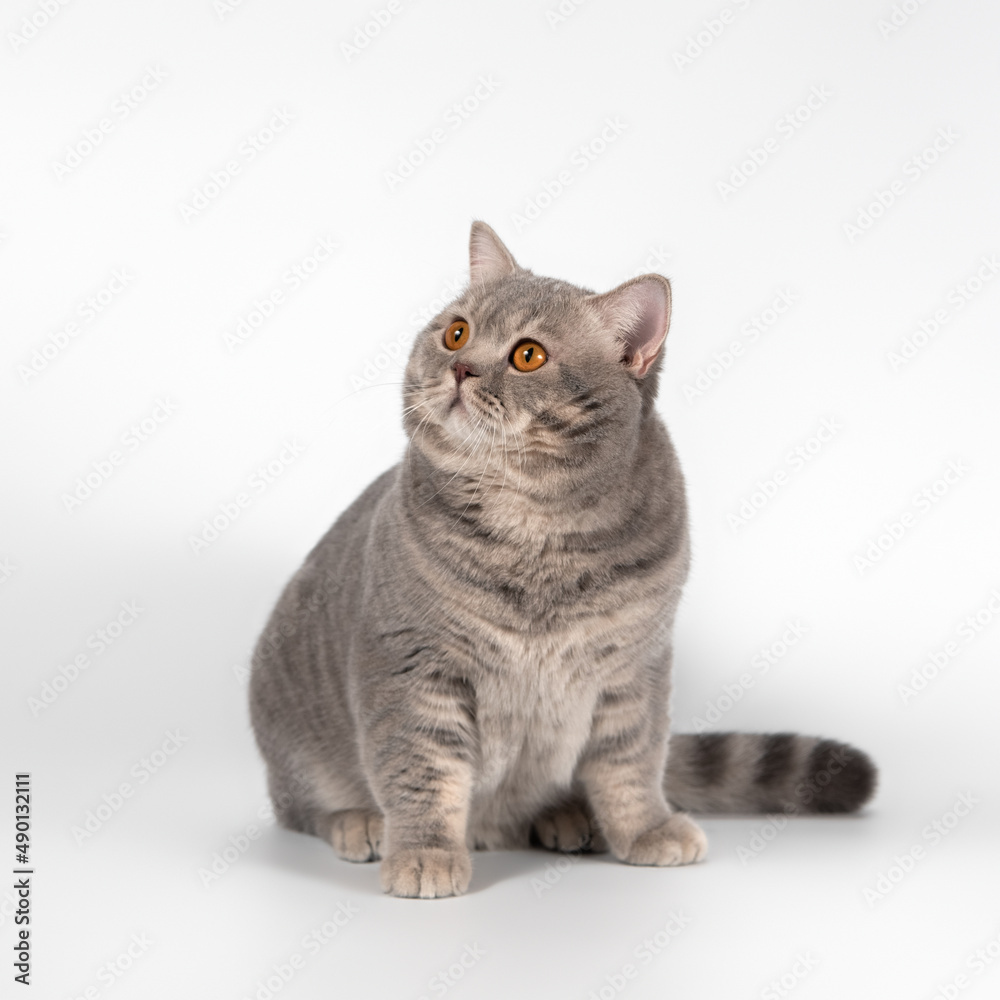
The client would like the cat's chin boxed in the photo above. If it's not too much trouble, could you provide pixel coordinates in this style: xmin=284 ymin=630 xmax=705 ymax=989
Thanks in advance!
xmin=442 ymin=401 xmax=472 ymax=436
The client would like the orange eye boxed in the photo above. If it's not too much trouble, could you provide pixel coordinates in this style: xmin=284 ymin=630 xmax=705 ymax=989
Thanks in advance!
xmin=444 ymin=320 xmax=470 ymax=350
xmin=511 ymin=341 xmax=547 ymax=372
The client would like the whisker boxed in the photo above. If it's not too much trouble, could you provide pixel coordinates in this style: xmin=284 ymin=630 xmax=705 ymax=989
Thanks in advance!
xmin=414 ymin=412 xmax=491 ymax=510
xmin=485 ymin=414 xmax=511 ymax=522
xmin=404 ymin=403 xmax=437 ymax=478
xmin=315 ymin=380 xmax=408 ymax=423
xmin=459 ymin=417 xmax=497 ymax=523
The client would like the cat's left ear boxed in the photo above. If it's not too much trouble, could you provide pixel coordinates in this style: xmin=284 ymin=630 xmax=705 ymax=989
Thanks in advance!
xmin=586 ymin=274 xmax=672 ymax=378
xmin=469 ymin=221 xmax=519 ymax=284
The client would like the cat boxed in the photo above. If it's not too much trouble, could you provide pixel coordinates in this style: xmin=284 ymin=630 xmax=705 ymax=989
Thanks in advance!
xmin=249 ymin=221 xmax=876 ymax=898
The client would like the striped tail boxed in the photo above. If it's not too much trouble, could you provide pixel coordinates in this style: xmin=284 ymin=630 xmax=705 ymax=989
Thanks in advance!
xmin=665 ymin=732 xmax=877 ymax=814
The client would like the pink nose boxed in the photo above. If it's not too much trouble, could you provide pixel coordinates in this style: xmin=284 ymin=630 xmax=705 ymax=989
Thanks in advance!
xmin=453 ymin=362 xmax=476 ymax=384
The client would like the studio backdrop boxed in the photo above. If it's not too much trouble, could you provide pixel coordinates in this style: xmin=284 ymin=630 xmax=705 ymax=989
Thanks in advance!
xmin=3 ymin=0 xmax=999 ymax=997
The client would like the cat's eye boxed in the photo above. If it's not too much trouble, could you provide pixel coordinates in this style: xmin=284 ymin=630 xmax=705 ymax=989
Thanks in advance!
xmin=511 ymin=341 xmax=547 ymax=372
xmin=444 ymin=320 xmax=470 ymax=350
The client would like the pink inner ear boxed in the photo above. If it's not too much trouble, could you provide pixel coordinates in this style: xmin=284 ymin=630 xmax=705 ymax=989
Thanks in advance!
xmin=624 ymin=282 xmax=668 ymax=374
xmin=614 ymin=277 xmax=670 ymax=377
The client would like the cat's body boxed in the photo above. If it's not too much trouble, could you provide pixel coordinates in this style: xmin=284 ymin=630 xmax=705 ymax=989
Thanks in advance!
xmin=250 ymin=223 xmax=876 ymax=897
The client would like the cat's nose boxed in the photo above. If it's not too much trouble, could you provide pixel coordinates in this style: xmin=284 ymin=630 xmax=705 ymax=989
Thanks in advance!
xmin=452 ymin=362 xmax=477 ymax=384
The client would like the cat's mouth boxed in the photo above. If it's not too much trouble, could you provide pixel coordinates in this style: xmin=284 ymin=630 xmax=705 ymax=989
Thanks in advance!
xmin=442 ymin=383 xmax=492 ymax=436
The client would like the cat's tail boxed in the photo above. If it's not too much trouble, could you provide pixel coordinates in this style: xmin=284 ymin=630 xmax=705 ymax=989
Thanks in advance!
xmin=665 ymin=732 xmax=876 ymax=814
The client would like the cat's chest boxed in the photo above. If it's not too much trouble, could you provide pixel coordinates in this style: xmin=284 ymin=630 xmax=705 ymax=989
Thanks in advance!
xmin=469 ymin=627 xmax=621 ymax=793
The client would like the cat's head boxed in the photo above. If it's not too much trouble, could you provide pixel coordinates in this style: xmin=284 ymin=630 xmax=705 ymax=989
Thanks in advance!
xmin=402 ymin=222 xmax=672 ymax=478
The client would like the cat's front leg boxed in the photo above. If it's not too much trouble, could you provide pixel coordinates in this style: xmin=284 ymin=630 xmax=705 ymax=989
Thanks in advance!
xmin=577 ymin=684 xmax=707 ymax=867
xmin=360 ymin=667 xmax=478 ymax=898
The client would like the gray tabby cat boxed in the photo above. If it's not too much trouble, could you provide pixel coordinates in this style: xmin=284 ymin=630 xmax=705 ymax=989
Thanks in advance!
xmin=249 ymin=222 xmax=876 ymax=898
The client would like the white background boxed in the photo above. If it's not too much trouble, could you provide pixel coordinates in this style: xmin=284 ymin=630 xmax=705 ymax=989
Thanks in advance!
xmin=3 ymin=0 xmax=999 ymax=997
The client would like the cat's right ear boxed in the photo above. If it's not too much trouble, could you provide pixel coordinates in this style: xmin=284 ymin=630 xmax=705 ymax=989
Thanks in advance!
xmin=469 ymin=221 xmax=519 ymax=284
xmin=586 ymin=274 xmax=672 ymax=378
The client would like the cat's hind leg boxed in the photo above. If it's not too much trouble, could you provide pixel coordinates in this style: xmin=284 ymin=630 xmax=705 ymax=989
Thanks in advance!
xmin=313 ymin=809 xmax=385 ymax=862
xmin=531 ymin=796 xmax=608 ymax=853
xmin=265 ymin=759 xmax=384 ymax=861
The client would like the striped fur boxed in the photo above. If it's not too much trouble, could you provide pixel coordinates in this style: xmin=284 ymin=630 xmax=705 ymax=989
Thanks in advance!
xmin=249 ymin=223 xmax=876 ymax=898
xmin=666 ymin=733 xmax=876 ymax=815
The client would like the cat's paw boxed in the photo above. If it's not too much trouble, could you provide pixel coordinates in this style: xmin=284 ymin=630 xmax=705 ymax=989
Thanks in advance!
xmin=619 ymin=813 xmax=707 ymax=867
xmin=329 ymin=809 xmax=384 ymax=863
xmin=380 ymin=847 xmax=472 ymax=898
xmin=533 ymin=802 xmax=608 ymax=853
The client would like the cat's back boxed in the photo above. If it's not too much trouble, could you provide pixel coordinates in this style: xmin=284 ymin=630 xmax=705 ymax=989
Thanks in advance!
xmin=305 ymin=464 xmax=399 ymax=568
xmin=249 ymin=464 xmax=401 ymax=762
xmin=250 ymin=464 xmax=399 ymax=697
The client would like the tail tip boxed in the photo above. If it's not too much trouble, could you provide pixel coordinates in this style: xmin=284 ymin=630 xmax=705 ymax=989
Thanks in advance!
xmin=804 ymin=739 xmax=878 ymax=814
